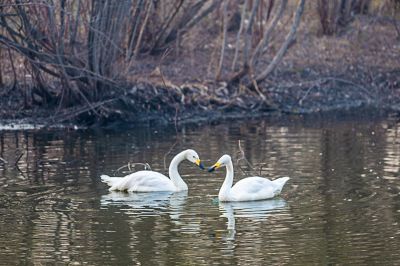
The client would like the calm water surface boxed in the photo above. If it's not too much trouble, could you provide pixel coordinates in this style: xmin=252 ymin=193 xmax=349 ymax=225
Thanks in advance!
xmin=1 ymin=116 xmax=400 ymax=265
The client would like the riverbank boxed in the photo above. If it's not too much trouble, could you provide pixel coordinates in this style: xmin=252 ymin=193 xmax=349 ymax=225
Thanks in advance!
xmin=0 ymin=8 xmax=399 ymax=128
xmin=0 ymin=72 xmax=399 ymax=129
xmin=0 ymin=82 xmax=397 ymax=130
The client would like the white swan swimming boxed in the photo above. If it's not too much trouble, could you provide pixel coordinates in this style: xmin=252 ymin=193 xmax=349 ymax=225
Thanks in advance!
xmin=208 ymin=155 xmax=290 ymax=202
xmin=101 ymin=149 xmax=204 ymax=192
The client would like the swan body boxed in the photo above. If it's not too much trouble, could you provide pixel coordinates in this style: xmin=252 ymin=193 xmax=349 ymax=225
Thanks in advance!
xmin=101 ymin=149 xmax=203 ymax=192
xmin=209 ymin=155 xmax=290 ymax=202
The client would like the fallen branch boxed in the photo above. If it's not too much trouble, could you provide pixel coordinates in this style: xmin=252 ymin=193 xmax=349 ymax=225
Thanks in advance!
xmin=48 ymin=98 xmax=117 ymax=124
xmin=296 ymin=77 xmax=374 ymax=104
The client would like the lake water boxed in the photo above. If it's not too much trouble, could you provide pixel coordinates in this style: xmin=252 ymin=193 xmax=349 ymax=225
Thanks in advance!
xmin=1 ymin=115 xmax=400 ymax=265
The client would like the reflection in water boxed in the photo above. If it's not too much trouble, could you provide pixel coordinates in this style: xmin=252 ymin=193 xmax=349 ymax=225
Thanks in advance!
xmin=219 ymin=198 xmax=287 ymax=240
xmin=1 ymin=117 xmax=400 ymax=264
xmin=100 ymin=191 xmax=188 ymax=219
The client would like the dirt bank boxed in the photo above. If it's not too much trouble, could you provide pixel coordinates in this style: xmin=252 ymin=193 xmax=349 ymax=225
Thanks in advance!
xmin=0 ymin=2 xmax=399 ymax=128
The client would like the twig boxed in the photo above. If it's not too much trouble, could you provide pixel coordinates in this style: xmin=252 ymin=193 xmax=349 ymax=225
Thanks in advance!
xmin=236 ymin=140 xmax=258 ymax=176
xmin=393 ymin=19 xmax=400 ymax=40
xmin=248 ymin=66 xmax=272 ymax=104
xmin=298 ymin=85 xmax=319 ymax=105
xmin=164 ymin=141 xmax=178 ymax=170
xmin=158 ymin=48 xmax=172 ymax=89
xmin=112 ymin=162 xmax=151 ymax=176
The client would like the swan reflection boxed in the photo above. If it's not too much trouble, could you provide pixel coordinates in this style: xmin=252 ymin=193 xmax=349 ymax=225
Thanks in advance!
xmin=219 ymin=198 xmax=287 ymax=240
xmin=100 ymin=191 xmax=188 ymax=220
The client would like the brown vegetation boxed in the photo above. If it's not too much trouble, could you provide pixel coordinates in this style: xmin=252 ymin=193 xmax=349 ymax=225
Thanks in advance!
xmin=0 ymin=0 xmax=399 ymax=126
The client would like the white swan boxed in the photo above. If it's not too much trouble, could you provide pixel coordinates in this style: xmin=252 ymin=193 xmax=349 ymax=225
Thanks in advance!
xmin=208 ymin=155 xmax=290 ymax=202
xmin=101 ymin=149 xmax=204 ymax=192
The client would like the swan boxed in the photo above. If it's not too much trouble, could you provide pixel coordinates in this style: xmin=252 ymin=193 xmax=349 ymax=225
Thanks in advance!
xmin=208 ymin=155 xmax=290 ymax=202
xmin=101 ymin=149 xmax=204 ymax=192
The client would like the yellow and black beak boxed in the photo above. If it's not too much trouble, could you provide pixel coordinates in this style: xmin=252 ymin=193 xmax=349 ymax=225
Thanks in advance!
xmin=195 ymin=159 xmax=205 ymax=170
xmin=208 ymin=162 xmax=221 ymax=172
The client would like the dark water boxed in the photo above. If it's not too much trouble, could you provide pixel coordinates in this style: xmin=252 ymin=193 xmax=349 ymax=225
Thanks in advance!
xmin=1 ymin=116 xmax=400 ymax=265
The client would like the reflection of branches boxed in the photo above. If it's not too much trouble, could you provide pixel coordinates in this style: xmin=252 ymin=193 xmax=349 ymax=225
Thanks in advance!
xmin=14 ymin=149 xmax=25 ymax=180
xmin=14 ymin=152 xmax=23 ymax=167
xmin=0 ymin=151 xmax=26 ymax=177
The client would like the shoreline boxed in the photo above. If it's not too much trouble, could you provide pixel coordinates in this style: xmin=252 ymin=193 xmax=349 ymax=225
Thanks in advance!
xmin=0 ymin=98 xmax=397 ymax=131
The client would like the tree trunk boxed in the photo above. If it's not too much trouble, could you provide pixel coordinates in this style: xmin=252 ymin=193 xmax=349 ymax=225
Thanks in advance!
xmin=255 ymin=0 xmax=305 ymax=83
xmin=250 ymin=0 xmax=288 ymax=68
xmin=231 ymin=0 xmax=248 ymax=71
xmin=216 ymin=0 xmax=229 ymax=80
xmin=0 ymin=47 xmax=3 ymax=88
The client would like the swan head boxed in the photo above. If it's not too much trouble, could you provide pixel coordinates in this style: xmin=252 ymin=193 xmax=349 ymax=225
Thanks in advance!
xmin=184 ymin=149 xmax=204 ymax=170
xmin=208 ymin=154 xmax=231 ymax=172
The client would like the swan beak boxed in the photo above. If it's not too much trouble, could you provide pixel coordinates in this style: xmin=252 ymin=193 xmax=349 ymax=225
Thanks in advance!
xmin=195 ymin=159 xmax=205 ymax=170
xmin=208 ymin=162 xmax=221 ymax=172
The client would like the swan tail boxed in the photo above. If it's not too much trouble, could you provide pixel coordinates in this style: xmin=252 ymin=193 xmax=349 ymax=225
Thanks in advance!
xmin=101 ymin=175 xmax=123 ymax=187
xmin=273 ymin=176 xmax=290 ymax=194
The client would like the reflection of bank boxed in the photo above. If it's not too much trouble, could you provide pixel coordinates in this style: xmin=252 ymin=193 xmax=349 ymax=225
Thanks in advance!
xmin=100 ymin=191 xmax=188 ymax=220
xmin=219 ymin=198 xmax=287 ymax=240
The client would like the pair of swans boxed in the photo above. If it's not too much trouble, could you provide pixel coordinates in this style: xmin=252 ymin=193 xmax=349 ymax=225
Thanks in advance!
xmin=100 ymin=149 xmax=290 ymax=202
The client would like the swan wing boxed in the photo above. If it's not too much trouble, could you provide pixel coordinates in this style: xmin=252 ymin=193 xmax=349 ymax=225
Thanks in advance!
xmin=107 ymin=170 xmax=176 ymax=192
xmin=230 ymin=176 xmax=284 ymax=201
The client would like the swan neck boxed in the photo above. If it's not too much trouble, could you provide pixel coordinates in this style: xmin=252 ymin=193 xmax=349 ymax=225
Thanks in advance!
xmin=219 ymin=161 xmax=234 ymax=200
xmin=168 ymin=151 xmax=188 ymax=191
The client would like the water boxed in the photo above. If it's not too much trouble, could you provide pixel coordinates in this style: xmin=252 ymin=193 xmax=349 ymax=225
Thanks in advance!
xmin=1 ymin=116 xmax=400 ymax=265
